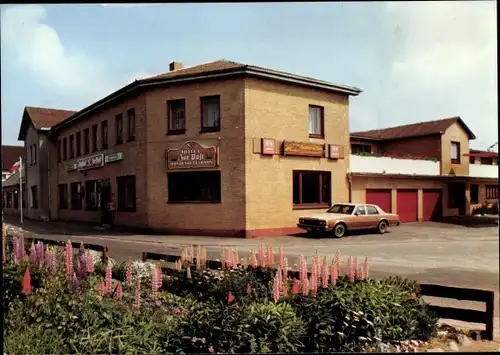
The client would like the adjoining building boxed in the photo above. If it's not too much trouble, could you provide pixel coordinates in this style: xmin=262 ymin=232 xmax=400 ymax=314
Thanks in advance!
xmin=2 ymin=145 xmax=24 ymax=182
xmin=349 ymin=117 xmax=498 ymax=222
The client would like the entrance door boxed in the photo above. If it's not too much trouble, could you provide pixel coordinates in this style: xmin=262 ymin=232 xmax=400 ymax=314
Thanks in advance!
xmin=100 ymin=179 xmax=112 ymax=226
xmin=448 ymin=182 xmax=466 ymax=216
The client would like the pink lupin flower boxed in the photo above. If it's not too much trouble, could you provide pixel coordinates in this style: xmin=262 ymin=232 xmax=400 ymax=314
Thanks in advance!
xmin=250 ymin=251 xmax=258 ymax=268
xmin=322 ymin=260 xmax=329 ymax=288
xmin=302 ymin=276 xmax=309 ymax=296
xmin=77 ymin=243 xmax=88 ymax=279
xmin=282 ymin=257 xmax=289 ymax=282
xmin=65 ymin=241 xmax=73 ymax=281
xmin=292 ymin=279 xmax=300 ymax=295
xmin=208 ymin=345 xmax=215 ymax=353
xmin=29 ymin=242 xmax=37 ymax=265
xmin=97 ymin=281 xmax=105 ymax=296
xmin=227 ymin=291 xmax=235 ymax=304
xmin=363 ymin=257 xmax=369 ymax=278
xmin=151 ymin=266 xmax=158 ymax=299
xmin=335 ymin=249 xmax=341 ymax=275
xmin=235 ymin=250 xmax=239 ymax=267
xmin=347 ymin=256 xmax=355 ymax=282
xmin=134 ymin=279 xmax=141 ymax=310
xmin=358 ymin=267 xmax=366 ymax=280
xmin=220 ymin=248 xmax=226 ymax=270
xmin=115 ymin=283 xmax=123 ymax=301
xmin=105 ymin=263 xmax=112 ymax=294
xmin=267 ymin=246 xmax=274 ymax=266
xmin=186 ymin=266 xmax=192 ymax=279
xmin=257 ymin=244 xmax=265 ymax=267
xmin=87 ymin=251 xmax=95 ymax=273
xmin=246 ymin=283 xmax=252 ymax=294
xmin=278 ymin=247 xmax=284 ymax=269
xmin=273 ymin=272 xmax=280 ymax=303
xmin=354 ymin=256 xmax=359 ymax=279
xmin=330 ymin=264 xmax=338 ymax=286
xmin=125 ymin=257 xmax=133 ymax=290
xmin=299 ymin=255 xmax=306 ymax=283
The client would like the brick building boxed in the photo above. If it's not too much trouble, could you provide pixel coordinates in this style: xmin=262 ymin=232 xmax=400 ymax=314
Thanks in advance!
xmin=349 ymin=118 xmax=498 ymax=222
xmin=39 ymin=60 xmax=361 ymax=236
xmin=1 ymin=145 xmax=24 ymax=182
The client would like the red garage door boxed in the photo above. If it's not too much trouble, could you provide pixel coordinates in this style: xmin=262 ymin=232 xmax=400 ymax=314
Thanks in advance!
xmin=397 ymin=189 xmax=418 ymax=223
xmin=366 ymin=189 xmax=392 ymax=213
xmin=423 ymin=189 xmax=442 ymax=222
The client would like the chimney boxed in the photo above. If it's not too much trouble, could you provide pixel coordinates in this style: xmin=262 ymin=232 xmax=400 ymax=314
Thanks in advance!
xmin=169 ymin=61 xmax=183 ymax=72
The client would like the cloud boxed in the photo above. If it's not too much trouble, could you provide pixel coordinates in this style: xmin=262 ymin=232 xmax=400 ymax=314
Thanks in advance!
xmin=0 ymin=5 xmax=148 ymax=106
xmin=383 ymin=1 xmax=497 ymax=149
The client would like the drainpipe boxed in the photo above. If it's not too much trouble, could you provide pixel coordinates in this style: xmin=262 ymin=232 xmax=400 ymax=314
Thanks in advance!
xmin=347 ymin=169 xmax=352 ymax=203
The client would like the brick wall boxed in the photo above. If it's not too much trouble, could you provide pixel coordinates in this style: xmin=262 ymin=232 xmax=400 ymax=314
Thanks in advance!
xmin=380 ymin=135 xmax=441 ymax=159
xmin=441 ymin=121 xmax=470 ymax=176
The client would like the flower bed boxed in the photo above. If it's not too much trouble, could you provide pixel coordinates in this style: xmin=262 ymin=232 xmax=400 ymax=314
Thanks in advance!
xmin=2 ymin=232 xmax=439 ymax=354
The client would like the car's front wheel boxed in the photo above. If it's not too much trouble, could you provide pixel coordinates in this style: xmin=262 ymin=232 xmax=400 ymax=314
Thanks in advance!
xmin=333 ymin=223 xmax=346 ymax=238
xmin=377 ymin=220 xmax=388 ymax=234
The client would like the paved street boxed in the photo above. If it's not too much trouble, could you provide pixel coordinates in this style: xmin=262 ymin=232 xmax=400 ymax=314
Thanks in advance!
xmin=4 ymin=216 xmax=500 ymax=334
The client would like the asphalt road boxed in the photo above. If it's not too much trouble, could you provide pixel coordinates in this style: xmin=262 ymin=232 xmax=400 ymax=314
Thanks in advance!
xmin=4 ymin=217 xmax=499 ymax=335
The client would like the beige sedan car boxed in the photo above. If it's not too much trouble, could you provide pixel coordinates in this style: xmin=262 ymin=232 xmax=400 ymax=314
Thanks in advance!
xmin=297 ymin=203 xmax=400 ymax=238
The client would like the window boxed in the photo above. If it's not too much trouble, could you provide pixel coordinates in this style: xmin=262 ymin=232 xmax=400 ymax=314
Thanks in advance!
xmin=32 ymin=144 xmax=37 ymax=165
xmin=30 ymin=185 xmax=38 ymax=209
xmin=58 ymin=184 xmax=68 ymax=210
xmin=92 ymin=124 xmax=98 ymax=152
xmin=6 ymin=192 xmax=12 ymax=208
xmin=115 ymin=114 xmax=123 ymax=145
xmin=486 ymin=185 xmax=498 ymax=199
xmin=127 ymin=109 xmax=136 ymax=142
xmin=84 ymin=128 xmax=90 ymax=155
xmin=448 ymin=183 xmax=463 ymax=208
xmin=470 ymin=184 xmax=479 ymax=204
xmin=85 ymin=180 xmax=99 ymax=210
xmin=451 ymin=141 xmax=460 ymax=164
xmin=201 ymin=96 xmax=220 ymax=132
xmin=292 ymin=171 xmax=331 ymax=208
xmin=70 ymin=182 xmax=82 ymax=210
xmin=62 ymin=138 xmax=68 ymax=161
xmin=75 ymin=132 xmax=82 ymax=157
xmin=168 ymin=99 xmax=186 ymax=134
xmin=469 ymin=156 xmax=475 ymax=164
xmin=351 ymin=144 xmax=372 ymax=154
xmin=29 ymin=145 xmax=33 ymax=165
xmin=168 ymin=171 xmax=221 ymax=203
xmin=308 ymin=105 xmax=324 ymax=138
xmin=101 ymin=121 xmax=108 ymax=150
xmin=480 ymin=157 xmax=494 ymax=165
xmin=117 ymin=175 xmax=136 ymax=212
xmin=366 ymin=205 xmax=379 ymax=215
xmin=69 ymin=135 xmax=75 ymax=159
xmin=354 ymin=206 xmax=366 ymax=215
xmin=13 ymin=191 xmax=19 ymax=209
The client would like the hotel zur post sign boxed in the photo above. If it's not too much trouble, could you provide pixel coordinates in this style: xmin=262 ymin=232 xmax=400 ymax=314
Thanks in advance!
xmin=167 ymin=141 xmax=218 ymax=169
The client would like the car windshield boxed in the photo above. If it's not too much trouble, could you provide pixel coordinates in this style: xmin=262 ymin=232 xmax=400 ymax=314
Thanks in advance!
xmin=327 ymin=204 xmax=355 ymax=214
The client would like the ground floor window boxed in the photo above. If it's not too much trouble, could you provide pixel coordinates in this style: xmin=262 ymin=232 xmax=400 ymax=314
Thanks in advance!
xmin=117 ymin=175 xmax=136 ymax=212
xmin=85 ymin=180 xmax=99 ymax=210
xmin=13 ymin=191 xmax=19 ymax=208
xmin=486 ymin=185 xmax=498 ymax=199
xmin=293 ymin=170 xmax=331 ymax=207
xmin=70 ymin=182 xmax=82 ymax=210
xmin=58 ymin=184 xmax=68 ymax=210
xmin=470 ymin=184 xmax=479 ymax=204
xmin=30 ymin=185 xmax=38 ymax=209
xmin=168 ymin=171 xmax=221 ymax=203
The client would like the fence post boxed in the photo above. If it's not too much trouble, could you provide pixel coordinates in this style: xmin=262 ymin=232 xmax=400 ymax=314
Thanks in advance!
xmin=485 ymin=291 xmax=495 ymax=341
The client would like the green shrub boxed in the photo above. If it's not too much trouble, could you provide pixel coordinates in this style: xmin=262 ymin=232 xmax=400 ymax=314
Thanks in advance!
xmin=238 ymin=301 xmax=305 ymax=353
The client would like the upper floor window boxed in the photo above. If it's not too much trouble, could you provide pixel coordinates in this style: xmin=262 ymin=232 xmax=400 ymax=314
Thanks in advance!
xmin=127 ymin=109 xmax=136 ymax=142
xmin=101 ymin=120 xmax=108 ymax=150
xmin=480 ymin=157 xmax=494 ymax=165
xmin=62 ymin=138 xmax=68 ymax=161
xmin=351 ymin=144 xmax=372 ymax=154
xmin=33 ymin=144 xmax=37 ymax=165
xmin=83 ymin=128 xmax=90 ymax=155
xmin=201 ymin=96 xmax=220 ymax=132
xmin=92 ymin=124 xmax=98 ymax=152
xmin=308 ymin=105 xmax=324 ymax=138
xmin=75 ymin=132 xmax=82 ymax=157
xmin=57 ymin=140 xmax=62 ymax=162
xmin=116 ymin=114 xmax=123 ymax=145
xmin=29 ymin=145 xmax=33 ymax=165
xmin=451 ymin=141 xmax=460 ymax=164
xmin=168 ymin=99 xmax=186 ymax=134
xmin=69 ymin=134 xmax=75 ymax=159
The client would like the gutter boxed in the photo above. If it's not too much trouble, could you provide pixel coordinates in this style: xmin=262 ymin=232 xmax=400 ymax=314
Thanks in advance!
xmin=51 ymin=68 xmax=362 ymax=133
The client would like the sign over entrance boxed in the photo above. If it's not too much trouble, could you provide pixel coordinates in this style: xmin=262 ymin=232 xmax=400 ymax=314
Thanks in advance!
xmin=283 ymin=141 xmax=324 ymax=158
xmin=167 ymin=141 xmax=217 ymax=169
xmin=78 ymin=153 xmax=104 ymax=171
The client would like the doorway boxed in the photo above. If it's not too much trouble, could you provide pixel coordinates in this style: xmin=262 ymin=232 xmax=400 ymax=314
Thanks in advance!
xmin=448 ymin=182 xmax=466 ymax=216
xmin=100 ymin=179 xmax=112 ymax=226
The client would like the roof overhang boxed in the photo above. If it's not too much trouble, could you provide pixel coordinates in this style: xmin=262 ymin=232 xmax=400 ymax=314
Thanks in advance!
xmin=351 ymin=172 xmax=498 ymax=182
xmin=463 ymin=152 xmax=498 ymax=158
xmin=51 ymin=67 xmax=362 ymax=133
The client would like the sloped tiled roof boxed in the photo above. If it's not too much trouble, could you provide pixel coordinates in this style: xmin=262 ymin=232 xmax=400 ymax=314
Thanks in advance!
xmin=25 ymin=106 xmax=76 ymax=129
xmin=1 ymin=145 xmax=24 ymax=172
xmin=145 ymin=59 xmax=246 ymax=81
xmin=350 ymin=117 xmax=476 ymax=141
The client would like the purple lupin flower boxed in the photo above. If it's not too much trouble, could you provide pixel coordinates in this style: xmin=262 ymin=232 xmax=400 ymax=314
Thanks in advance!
xmin=36 ymin=241 xmax=45 ymax=268
xmin=70 ymin=272 xmax=80 ymax=294
xmin=18 ymin=234 xmax=26 ymax=260
xmin=45 ymin=249 xmax=56 ymax=272
xmin=29 ymin=243 xmax=37 ymax=265
xmin=12 ymin=237 xmax=19 ymax=264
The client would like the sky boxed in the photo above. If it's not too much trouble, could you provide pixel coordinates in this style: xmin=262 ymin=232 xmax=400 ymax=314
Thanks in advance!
xmin=1 ymin=2 xmax=497 ymax=150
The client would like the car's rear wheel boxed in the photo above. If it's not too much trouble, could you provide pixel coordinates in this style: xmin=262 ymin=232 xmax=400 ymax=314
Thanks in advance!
xmin=333 ymin=223 xmax=346 ymax=238
xmin=377 ymin=220 xmax=388 ymax=234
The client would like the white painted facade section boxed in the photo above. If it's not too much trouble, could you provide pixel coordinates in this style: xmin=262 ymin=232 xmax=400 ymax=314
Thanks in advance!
xmin=349 ymin=154 xmax=440 ymax=176
xmin=469 ymin=164 xmax=499 ymax=179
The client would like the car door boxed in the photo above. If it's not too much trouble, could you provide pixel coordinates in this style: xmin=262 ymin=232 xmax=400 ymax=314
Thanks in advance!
xmin=352 ymin=205 xmax=368 ymax=229
xmin=365 ymin=205 xmax=381 ymax=228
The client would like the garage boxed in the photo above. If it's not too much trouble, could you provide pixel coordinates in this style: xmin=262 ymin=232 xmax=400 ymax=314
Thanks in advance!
xmin=422 ymin=189 xmax=442 ymax=222
xmin=397 ymin=189 xmax=418 ymax=223
xmin=366 ymin=189 xmax=392 ymax=213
